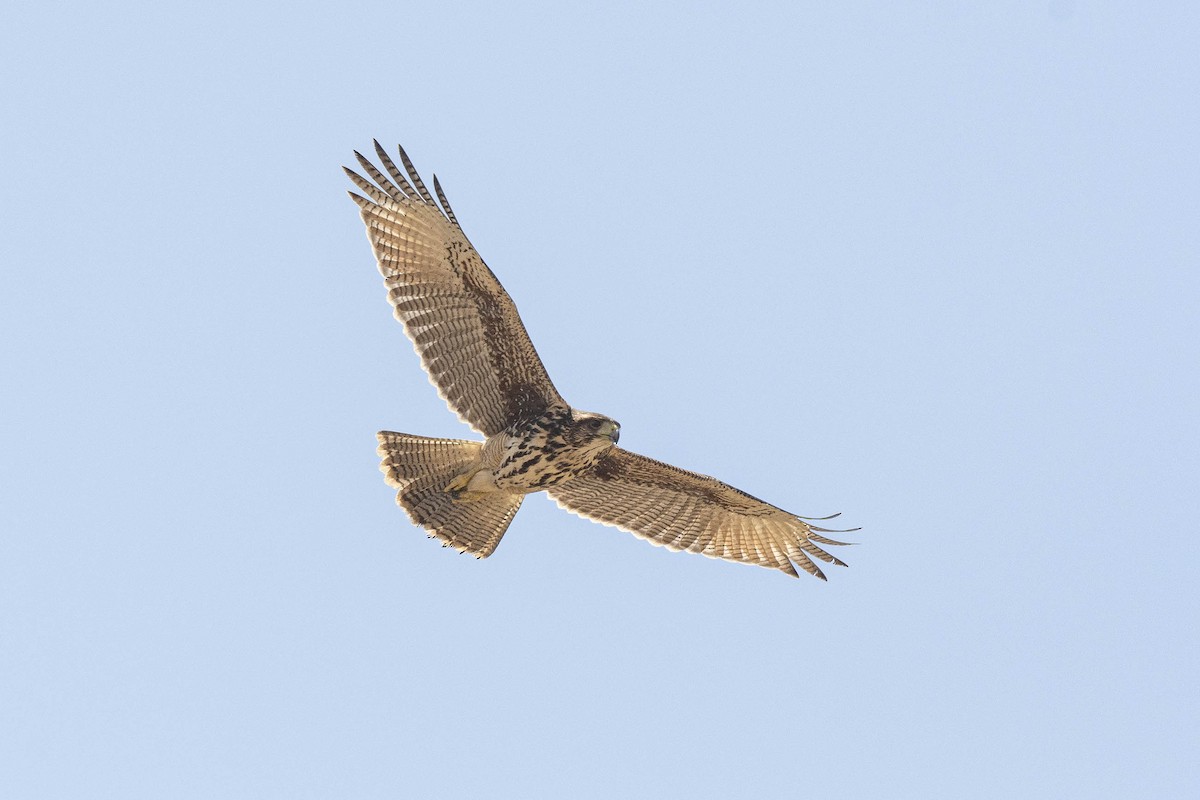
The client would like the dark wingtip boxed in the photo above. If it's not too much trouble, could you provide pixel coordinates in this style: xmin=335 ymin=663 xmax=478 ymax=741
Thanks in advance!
xmin=346 ymin=190 xmax=373 ymax=209
xmin=372 ymin=139 xmax=389 ymax=162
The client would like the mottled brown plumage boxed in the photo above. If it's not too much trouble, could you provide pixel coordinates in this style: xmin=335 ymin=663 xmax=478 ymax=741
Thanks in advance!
xmin=347 ymin=142 xmax=856 ymax=579
xmin=346 ymin=142 xmax=561 ymax=435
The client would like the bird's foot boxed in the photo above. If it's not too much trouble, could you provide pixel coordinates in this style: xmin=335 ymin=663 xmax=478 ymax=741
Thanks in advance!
xmin=445 ymin=470 xmax=485 ymax=501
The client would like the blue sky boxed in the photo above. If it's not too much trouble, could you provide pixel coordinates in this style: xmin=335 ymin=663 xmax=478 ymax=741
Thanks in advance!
xmin=2 ymin=2 xmax=1197 ymax=797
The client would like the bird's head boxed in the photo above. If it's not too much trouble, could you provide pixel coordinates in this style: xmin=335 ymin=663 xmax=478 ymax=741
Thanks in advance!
xmin=566 ymin=410 xmax=621 ymax=448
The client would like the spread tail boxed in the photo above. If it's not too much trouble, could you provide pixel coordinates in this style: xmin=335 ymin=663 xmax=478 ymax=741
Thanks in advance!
xmin=376 ymin=431 xmax=522 ymax=557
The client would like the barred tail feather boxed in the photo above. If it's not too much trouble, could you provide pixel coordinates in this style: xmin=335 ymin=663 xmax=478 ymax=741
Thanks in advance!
xmin=376 ymin=431 xmax=522 ymax=558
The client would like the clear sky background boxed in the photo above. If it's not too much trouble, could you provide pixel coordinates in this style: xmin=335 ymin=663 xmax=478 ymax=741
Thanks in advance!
xmin=2 ymin=2 xmax=1197 ymax=798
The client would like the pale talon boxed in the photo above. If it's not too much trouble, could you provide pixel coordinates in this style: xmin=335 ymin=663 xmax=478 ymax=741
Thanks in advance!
xmin=444 ymin=471 xmax=474 ymax=495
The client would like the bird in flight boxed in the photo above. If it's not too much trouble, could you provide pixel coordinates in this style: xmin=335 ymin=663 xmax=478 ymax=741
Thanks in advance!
xmin=345 ymin=142 xmax=856 ymax=579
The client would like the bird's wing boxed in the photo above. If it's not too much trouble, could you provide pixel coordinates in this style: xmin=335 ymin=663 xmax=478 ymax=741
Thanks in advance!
xmin=346 ymin=142 xmax=565 ymax=436
xmin=547 ymin=448 xmax=854 ymax=579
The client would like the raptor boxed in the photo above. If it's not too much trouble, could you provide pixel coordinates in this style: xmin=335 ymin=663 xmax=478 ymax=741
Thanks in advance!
xmin=345 ymin=142 xmax=855 ymax=579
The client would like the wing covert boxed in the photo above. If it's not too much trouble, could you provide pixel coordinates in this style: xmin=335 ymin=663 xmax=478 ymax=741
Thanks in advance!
xmin=346 ymin=142 xmax=564 ymax=435
xmin=547 ymin=448 xmax=854 ymax=579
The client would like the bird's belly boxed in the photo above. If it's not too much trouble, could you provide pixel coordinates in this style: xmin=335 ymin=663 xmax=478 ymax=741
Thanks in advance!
xmin=493 ymin=449 xmax=594 ymax=493
xmin=464 ymin=470 xmax=499 ymax=493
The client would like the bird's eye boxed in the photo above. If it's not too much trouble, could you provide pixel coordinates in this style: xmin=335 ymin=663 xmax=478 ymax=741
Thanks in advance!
xmin=588 ymin=419 xmax=602 ymax=429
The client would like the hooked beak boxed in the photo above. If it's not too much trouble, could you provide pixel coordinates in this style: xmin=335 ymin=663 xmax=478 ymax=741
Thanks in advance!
xmin=605 ymin=421 xmax=621 ymax=444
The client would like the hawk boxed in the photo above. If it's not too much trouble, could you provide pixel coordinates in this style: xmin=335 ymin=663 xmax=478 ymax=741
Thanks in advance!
xmin=345 ymin=142 xmax=856 ymax=579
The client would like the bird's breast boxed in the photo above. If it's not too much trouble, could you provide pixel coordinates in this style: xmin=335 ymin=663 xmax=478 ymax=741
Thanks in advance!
xmin=492 ymin=412 xmax=606 ymax=493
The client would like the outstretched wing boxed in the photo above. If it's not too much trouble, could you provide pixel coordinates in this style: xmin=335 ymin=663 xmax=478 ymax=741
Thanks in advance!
xmin=345 ymin=142 xmax=565 ymax=436
xmin=547 ymin=448 xmax=854 ymax=579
